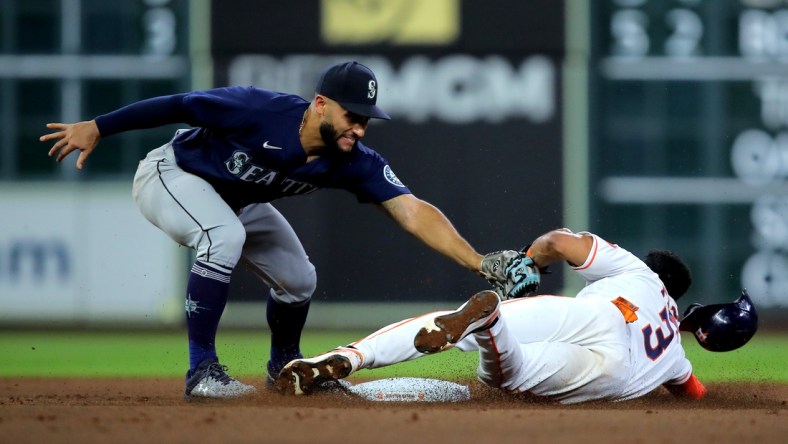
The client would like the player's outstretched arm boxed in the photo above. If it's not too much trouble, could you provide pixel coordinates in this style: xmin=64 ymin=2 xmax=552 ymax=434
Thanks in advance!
xmin=40 ymin=120 xmax=101 ymax=170
xmin=380 ymin=194 xmax=483 ymax=273
xmin=527 ymin=228 xmax=594 ymax=269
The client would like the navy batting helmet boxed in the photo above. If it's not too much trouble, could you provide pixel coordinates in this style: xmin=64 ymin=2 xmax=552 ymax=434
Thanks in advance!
xmin=679 ymin=289 xmax=758 ymax=352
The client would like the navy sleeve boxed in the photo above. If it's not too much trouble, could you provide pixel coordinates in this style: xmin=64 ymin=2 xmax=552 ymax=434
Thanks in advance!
xmin=94 ymin=94 xmax=191 ymax=137
xmin=179 ymin=87 xmax=260 ymax=130
xmin=342 ymin=145 xmax=411 ymax=203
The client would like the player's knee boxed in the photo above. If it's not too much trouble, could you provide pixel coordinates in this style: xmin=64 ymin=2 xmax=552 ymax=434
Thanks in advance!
xmin=196 ymin=221 xmax=247 ymax=268
xmin=597 ymin=355 xmax=628 ymax=388
xmin=221 ymin=224 xmax=247 ymax=256
xmin=270 ymin=268 xmax=316 ymax=305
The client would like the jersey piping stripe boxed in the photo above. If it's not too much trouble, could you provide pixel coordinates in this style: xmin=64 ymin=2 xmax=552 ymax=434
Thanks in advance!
xmin=156 ymin=158 xmax=215 ymax=263
xmin=349 ymin=311 xmax=448 ymax=346
xmin=667 ymin=370 xmax=693 ymax=385
xmin=479 ymin=329 xmax=506 ymax=388
xmin=335 ymin=346 xmax=366 ymax=370
xmin=573 ymin=235 xmax=599 ymax=271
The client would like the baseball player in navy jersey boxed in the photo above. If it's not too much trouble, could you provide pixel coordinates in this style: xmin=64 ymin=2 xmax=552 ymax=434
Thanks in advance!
xmin=276 ymin=228 xmax=725 ymax=403
xmin=40 ymin=61 xmax=533 ymax=399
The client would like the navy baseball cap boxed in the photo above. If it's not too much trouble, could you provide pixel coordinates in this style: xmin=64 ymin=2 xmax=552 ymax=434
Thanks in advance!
xmin=316 ymin=61 xmax=391 ymax=120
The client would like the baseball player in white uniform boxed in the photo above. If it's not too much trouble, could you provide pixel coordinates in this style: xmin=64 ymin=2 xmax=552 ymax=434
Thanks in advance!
xmin=276 ymin=228 xmax=708 ymax=403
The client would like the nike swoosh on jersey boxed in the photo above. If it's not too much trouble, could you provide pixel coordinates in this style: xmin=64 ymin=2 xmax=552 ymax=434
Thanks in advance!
xmin=263 ymin=141 xmax=283 ymax=150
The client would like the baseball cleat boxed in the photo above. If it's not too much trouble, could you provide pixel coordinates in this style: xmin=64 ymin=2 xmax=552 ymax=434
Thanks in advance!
xmin=414 ymin=290 xmax=500 ymax=354
xmin=265 ymin=353 xmax=303 ymax=390
xmin=275 ymin=353 xmax=353 ymax=396
xmin=184 ymin=357 xmax=256 ymax=399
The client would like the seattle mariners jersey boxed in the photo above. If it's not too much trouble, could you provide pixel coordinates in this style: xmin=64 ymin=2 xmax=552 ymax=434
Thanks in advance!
xmin=572 ymin=233 xmax=693 ymax=400
xmin=99 ymin=86 xmax=411 ymax=210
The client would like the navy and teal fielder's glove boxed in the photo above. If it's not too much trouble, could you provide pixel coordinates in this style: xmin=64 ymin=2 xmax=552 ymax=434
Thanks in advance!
xmin=480 ymin=251 xmax=541 ymax=300
xmin=505 ymin=255 xmax=541 ymax=299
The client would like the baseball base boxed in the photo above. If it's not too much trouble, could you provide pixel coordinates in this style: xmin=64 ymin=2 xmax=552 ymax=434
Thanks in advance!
xmin=347 ymin=377 xmax=471 ymax=402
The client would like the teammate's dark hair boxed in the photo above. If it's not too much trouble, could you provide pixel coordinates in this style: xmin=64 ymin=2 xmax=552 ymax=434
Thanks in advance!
xmin=644 ymin=250 xmax=692 ymax=300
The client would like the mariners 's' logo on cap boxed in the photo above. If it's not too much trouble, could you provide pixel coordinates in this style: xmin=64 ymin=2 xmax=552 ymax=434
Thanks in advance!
xmin=383 ymin=165 xmax=405 ymax=187
xmin=367 ymin=80 xmax=377 ymax=100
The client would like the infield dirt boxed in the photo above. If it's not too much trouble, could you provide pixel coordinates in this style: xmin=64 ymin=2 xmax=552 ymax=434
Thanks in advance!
xmin=1 ymin=378 xmax=786 ymax=444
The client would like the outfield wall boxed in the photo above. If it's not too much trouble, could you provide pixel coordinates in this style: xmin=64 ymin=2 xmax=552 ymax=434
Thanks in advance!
xmin=0 ymin=184 xmax=184 ymax=326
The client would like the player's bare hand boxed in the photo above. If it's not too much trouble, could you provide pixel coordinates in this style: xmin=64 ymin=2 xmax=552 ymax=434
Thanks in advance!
xmin=40 ymin=120 xmax=101 ymax=170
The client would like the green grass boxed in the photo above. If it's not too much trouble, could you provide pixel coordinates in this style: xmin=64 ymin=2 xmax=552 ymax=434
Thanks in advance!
xmin=1 ymin=330 xmax=786 ymax=382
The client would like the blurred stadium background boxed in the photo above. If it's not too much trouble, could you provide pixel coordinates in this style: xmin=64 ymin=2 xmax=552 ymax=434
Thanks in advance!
xmin=1 ymin=0 xmax=787 ymax=331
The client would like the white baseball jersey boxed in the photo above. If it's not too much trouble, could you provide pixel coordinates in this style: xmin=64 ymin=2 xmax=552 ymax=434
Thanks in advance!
xmin=341 ymin=232 xmax=693 ymax=404
xmin=570 ymin=232 xmax=693 ymax=400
